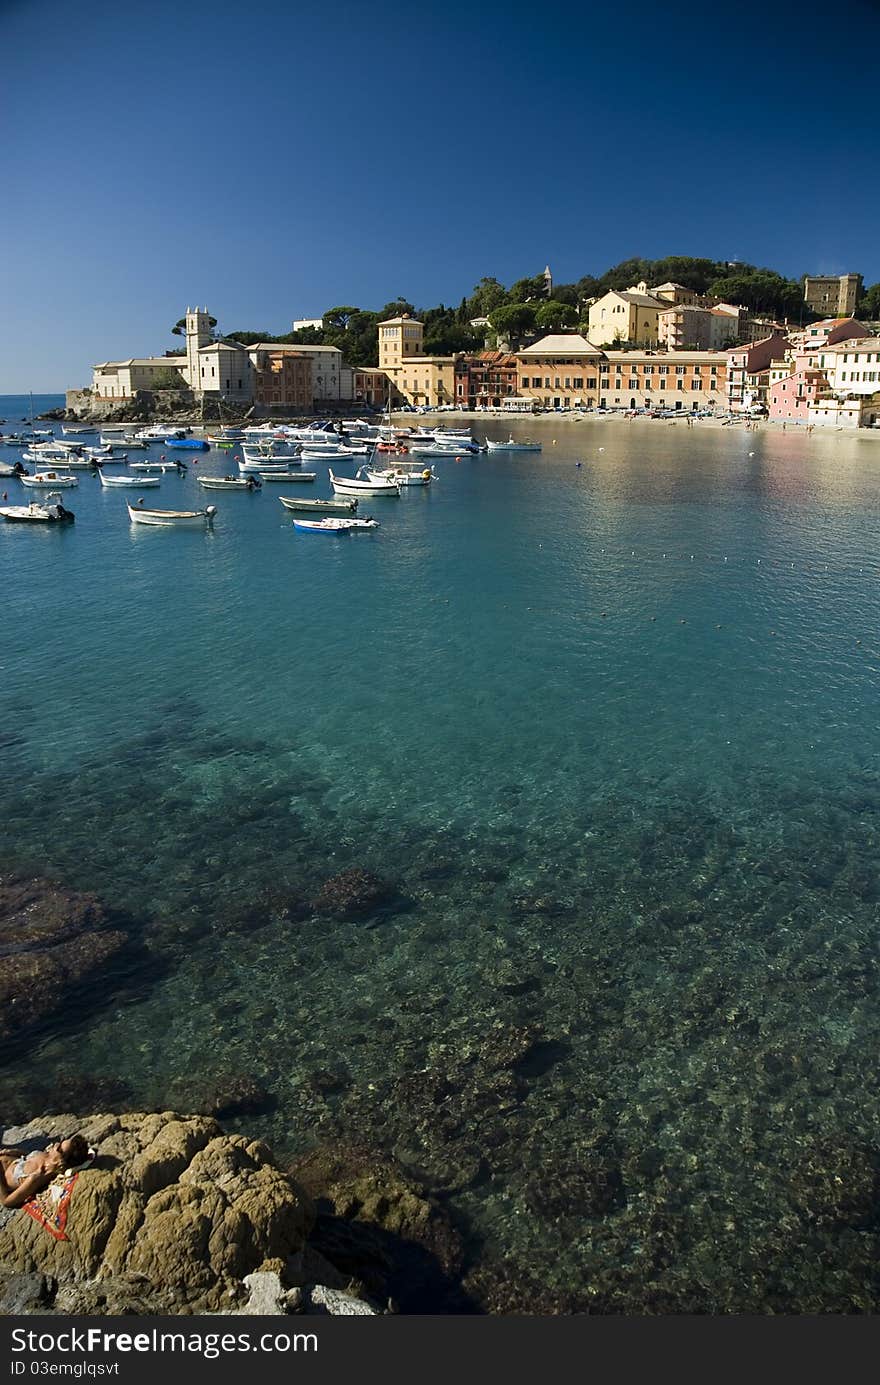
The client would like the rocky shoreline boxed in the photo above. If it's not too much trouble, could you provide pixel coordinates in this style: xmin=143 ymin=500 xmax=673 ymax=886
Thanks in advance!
xmin=0 ymin=874 xmax=468 ymax=1317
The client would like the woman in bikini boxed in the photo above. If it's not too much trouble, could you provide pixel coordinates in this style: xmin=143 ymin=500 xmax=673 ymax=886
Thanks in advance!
xmin=0 ymin=1135 xmax=91 ymax=1208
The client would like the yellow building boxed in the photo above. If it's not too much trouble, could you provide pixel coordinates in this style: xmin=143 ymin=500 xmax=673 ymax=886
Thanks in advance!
xmin=378 ymin=315 xmax=455 ymax=405
xmin=588 ymin=283 xmax=667 ymax=347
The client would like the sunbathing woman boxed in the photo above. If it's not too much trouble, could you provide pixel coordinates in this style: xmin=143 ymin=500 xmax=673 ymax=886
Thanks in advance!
xmin=0 ymin=1135 xmax=91 ymax=1208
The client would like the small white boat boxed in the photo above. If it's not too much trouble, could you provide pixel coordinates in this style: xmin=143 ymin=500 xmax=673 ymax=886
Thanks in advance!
xmin=100 ymin=436 xmax=147 ymax=449
xmin=366 ymin=466 xmax=435 ymax=487
xmin=238 ymin=457 xmax=293 ymax=474
xmin=127 ymin=502 xmax=216 ymax=527
xmin=84 ymin=444 xmax=114 ymax=457
xmin=328 ymin=467 xmax=400 ymax=496
xmin=99 ymin=470 xmax=160 ymax=487
xmin=197 ymin=475 xmax=261 ymax=491
xmin=257 ymin=470 xmax=316 ymax=483
xmin=278 ymin=495 xmax=357 ymax=514
xmin=21 ymin=446 xmax=77 ymax=464
xmin=0 ymin=492 xmax=75 ymax=523
xmin=485 ymin=437 xmax=542 ymax=452
xmin=61 ymin=424 xmax=97 ymax=435
xmin=129 ymin=459 xmax=186 ymax=472
xmin=20 ymin=470 xmax=78 ymax=488
xmin=292 ymin=516 xmax=379 ymax=533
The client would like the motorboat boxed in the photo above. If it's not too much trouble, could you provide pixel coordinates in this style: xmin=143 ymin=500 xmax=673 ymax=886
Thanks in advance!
xmin=197 ymin=475 xmax=261 ymax=491
xmin=278 ymin=495 xmax=357 ymax=514
xmin=0 ymin=460 xmax=27 ymax=478
xmin=328 ymin=467 xmax=400 ymax=496
xmin=485 ymin=437 xmax=543 ymax=452
xmin=61 ymin=424 xmax=97 ymax=435
xmin=134 ymin=425 xmax=187 ymax=442
xmin=127 ymin=502 xmax=216 ymax=527
xmin=99 ymin=470 xmax=160 ymax=487
xmin=292 ymin=516 xmax=379 ymax=533
xmin=238 ymin=457 xmax=296 ymax=473
xmin=365 ymin=466 xmax=435 ymax=487
xmin=257 ymin=470 xmax=316 ymax=483
xmin=129 ymin=459 xmax=186 ymax=472
xmin=19 ymin=470 xmax=78 ymax=488
xmin=0 ymin=492 xmax=75 ymax=523
xmin=102 ymin=437 xmax=148 ymax=449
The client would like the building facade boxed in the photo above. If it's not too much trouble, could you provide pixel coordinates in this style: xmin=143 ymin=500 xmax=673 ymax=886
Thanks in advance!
xmin=514 ymin=335 xmax=727 ymax=410
xmin=516 ymin=335 xmax=605 ymax=407
xmin=92 ymin=358 xmax=188 ymax=398
xmin=767 ymin=367 xmax=828 ymax=423
xmin=803 ymin=273 xmax=863 ymax=318
xmin=811 ymin=337 xmax=880 ymax=396
xmin=251 ymin=347 xmax=313 ymax=410
xmin=588 ymin=284 xmax=667 ymax=347
xmin=454 ymin=351 xmax=519 ymax=409
xmin=726 ymin=333 xmax=791 ymax=409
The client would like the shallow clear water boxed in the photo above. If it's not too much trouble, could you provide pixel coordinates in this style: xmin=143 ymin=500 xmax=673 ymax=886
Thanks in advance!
xmin=2 ymin=403 xmax=880 ymax=1311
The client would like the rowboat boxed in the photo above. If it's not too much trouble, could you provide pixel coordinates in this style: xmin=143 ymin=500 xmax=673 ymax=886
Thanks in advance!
xmin=292 ymin=516 xmax=379 ymax=533
xmin=328 ymin=468 xmax=400 ymax=496
xmin=100 ymin=437 xmax=147 ymax=449
xmin=99 ymin=470 xmax=160 ymax=487
xmin=238 ymin=457 xmax=296 ymax=473
xmin=257 ymin=471 xmax=316 ymax=483
xmin=127 ymin=502 xmax=217 ymax=528
xmin=197 ymin=475 xmax=261 ymax=491
xmin=61 ymin=424 xmax=97 ymax=435
xmin=0 ymin=492 xmax=75 ymax=523
xmin=485 ymin=437 xmax=543 ymax=452
xmin=278 ymin=495 xmax=357 ymax=514
xmin=20 ymin=471 xmax=78 ymax=488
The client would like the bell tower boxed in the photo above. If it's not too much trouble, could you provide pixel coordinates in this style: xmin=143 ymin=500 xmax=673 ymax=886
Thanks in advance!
xmin=185 ymin=306 xmax=212 ymax=388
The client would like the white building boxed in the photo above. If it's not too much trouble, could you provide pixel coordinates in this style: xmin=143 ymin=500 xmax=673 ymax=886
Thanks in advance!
xmin=811 ymin=337 xmax=880 ymax=396
xmin=292 ymin=318 xmax=324 ymax=331
xmin=92 ymin=358 xmax=188 ymax=398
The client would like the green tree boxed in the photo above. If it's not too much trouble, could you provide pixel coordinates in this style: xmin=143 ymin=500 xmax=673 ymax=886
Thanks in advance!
xmin=856 ymin=282 xmax=880 ymax=321
xmin=152 ymin=366 xmax=186 ymax=389
xmin=323 ymin=306 xmax=360 ymax=331
xmin=466 ymin=276 xmax=509 ymax=317
xmin=489 ymin=302 xmax=537 ymax=343
xmin=535 ymin=301 xmax=578 ymax=332
xmin=509 ymin=275 xmax=547 ymax=303
xmin=379 ymin=298 xmax=416 ymax=320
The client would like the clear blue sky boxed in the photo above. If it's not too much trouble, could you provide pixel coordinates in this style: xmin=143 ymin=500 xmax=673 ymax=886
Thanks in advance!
xmin=2 ymin=0 xmax=878 ymax=390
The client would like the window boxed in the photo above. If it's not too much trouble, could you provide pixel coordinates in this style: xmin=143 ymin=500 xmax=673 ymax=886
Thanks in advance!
xmin=587 ymin=377 xmax=596 ymax=388
xmin=692 ymin=380 xmax=700 ymax=390
xmin=533 ymin=378 xmax=541 ymax=388
xmin=677 ymin=380 xmax=684 ymax=390
xmin=645 ymin=380 xmax=652 ymax=390
xmin=660 ymin=380 xmax=666 ymax=390
xmin=676 ymin=366 xmax=686 ymax=375
xmin=554 ymin=378 xmax=561 ymax=388
xmin=544 ymin=377 xmax=551 ymax=388
xmin=658 ymin=365 xmax=668 ymax=375
xmin=564 ymin=378 xmax=570 ymax=388
xmin=710 ymin=365 xmax=717 ymax=374
xmin=573 ymin=378 xmax=583 ymax=388
xmin=644 ymin=365 xmax=654 ymax=374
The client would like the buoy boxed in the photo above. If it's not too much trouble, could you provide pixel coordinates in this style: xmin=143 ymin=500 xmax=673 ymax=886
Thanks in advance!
xmin=601 ymin=612 xmax=607 ymax=618
xmin=680 ymin=619 xmax=687 ymax=624
xmin=650 ymin=616 xmax=656 ymax=622
xmin=749 ymin=451 xmax=755 ymax=456
xmin=576 ymin=462 xmax=582 ymax=468
xmin=599 ymin=447 xmax=605 ymax=452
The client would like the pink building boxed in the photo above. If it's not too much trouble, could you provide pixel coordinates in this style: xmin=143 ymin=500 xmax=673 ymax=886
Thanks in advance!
xmin=726 ymin=333 xmax=790 ymax=409
xmin=767 ymin=367 xmax=828 ymax=423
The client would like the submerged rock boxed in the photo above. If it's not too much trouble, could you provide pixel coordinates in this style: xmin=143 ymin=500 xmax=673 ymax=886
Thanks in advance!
xmin=310 ymin=869 xmax=398 ymax=918
xmin=0 ymin=876 xmax=128 ymax=1045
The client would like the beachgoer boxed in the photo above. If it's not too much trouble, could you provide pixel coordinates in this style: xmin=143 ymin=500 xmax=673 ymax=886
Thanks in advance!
xmin=0 ymin=1135 xmax=91 ymax=1208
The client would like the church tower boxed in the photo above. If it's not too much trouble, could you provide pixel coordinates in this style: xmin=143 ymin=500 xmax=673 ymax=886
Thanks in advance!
xmin=543 ymin=265 xmax=553 ymax=297
xmin=185 ymin=306 xmax=213 ymax=389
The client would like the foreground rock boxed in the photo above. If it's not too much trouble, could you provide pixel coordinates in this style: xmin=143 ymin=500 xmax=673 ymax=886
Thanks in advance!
xmin=0 ymin=876 xmax=128 ymax=1045
xmin=0 ymin=1113 xmax=314 ymax=1313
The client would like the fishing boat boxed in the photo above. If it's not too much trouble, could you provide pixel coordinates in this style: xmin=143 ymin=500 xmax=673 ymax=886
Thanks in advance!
xmin=0 ymin=492 xmax=75 ymax=523
xmin=366 ymin=466 xmax=435 ymax=487
xmin=134 ymin=425 xmax=187 ymax=442
xmin=64 ymin=455 xmax=104 ymax=469
xmin=292 ymin=516 xmax=379 ymax=533
xmin=20 ymin=470 xmax=78 ymax=488
xmin=328 ymin=467 xmax=400 ymax=496
xmin=61 ymin=424 xmax=98 ymax=435
xmin=129 ymin=459 xmax=186 ymax=472
xmin=278 ymin=495 xmax=357 ymax=515
xmin=84 ymin=445 xmax=115 ymax=458
xmin=197 ymin=475 xmax=261 ymax=491
xmin=485 ymin=437 xmax=543 ymax=452
xmin=127 ymin=501 xmax=217 ymax=528
xmin=101 ymin=436 xmax=148 ymax=449
xmin=258 ymin=470 xmax=316 ymax=483
xmin=99 ymin=470 xmax=160 ymax=488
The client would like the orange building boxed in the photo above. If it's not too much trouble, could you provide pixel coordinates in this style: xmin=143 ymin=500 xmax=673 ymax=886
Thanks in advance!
xmin=251 ymin=346 xmax=313 ymax=409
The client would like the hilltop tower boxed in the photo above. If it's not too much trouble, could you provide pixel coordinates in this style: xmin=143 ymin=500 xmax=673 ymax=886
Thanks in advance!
xmin=185 ymin=306 xmax=213 ymax=388
xmin=543 ymin=265 xmax=553 ymax=297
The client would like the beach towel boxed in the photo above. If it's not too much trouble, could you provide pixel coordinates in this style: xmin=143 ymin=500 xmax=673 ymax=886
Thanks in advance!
xmin=22 ymin=1171 xmax=79 ymax=1241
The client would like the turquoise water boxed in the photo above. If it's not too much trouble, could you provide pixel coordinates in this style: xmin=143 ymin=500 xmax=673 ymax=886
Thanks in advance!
xmin=2 ymin=402 xmax=880 ymax=1311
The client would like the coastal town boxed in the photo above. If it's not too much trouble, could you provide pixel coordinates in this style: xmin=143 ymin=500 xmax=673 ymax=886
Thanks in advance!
xmin=70 ymin=270 xmax=880 ymax=430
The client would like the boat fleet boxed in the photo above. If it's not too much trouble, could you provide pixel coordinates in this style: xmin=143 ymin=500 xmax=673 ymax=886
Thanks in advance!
xmin=0 ymin=417 xmax=541 ymax=530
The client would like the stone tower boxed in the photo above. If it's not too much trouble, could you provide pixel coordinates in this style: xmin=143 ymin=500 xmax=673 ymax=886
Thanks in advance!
xmin=185 ymin=306 xmax=213 ymax=389
xmin=543 ymin=265 xmax=553 ymax=297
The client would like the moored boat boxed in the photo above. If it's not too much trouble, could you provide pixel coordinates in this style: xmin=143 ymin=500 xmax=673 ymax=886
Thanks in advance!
xmin=20 ymin=470 xmax=78 ymax=488
xmin=99 ymin=470 xmax=160 ymax=487
xmin=292 ymin=516 xmax=379 ymax=533
xmin=162 ymin=436 xmax=209 ymax=451
xmin=197 ymin=475 xmax=261 ymax=491
xmin=0 ymin=492 xmax=75 ymax=523
xmin=328 ymin=467 xmax=400 ymax=496
xmin=127 ymin=501 xmax=217 ymax=527
xmin=366 ymin=466 xmax=435 ymax=486
xmin=485 ymin=437 xmax=542 ymax=451
xmin=278 ymin=495 xmax=358 ymax=514
xmin=257 ymin=470 xmax=316 ymax=483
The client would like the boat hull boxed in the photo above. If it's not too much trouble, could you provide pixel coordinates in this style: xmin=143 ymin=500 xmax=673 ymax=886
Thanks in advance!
xmin=278 ymin=496 xmax=357 ymax=514
xmin=127 ymin=503 xmax=216 ymax=527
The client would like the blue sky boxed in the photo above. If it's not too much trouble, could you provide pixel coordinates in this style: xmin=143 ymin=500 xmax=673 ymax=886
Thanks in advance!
xmin=2 ymin=0 xmax=878 ymax=390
